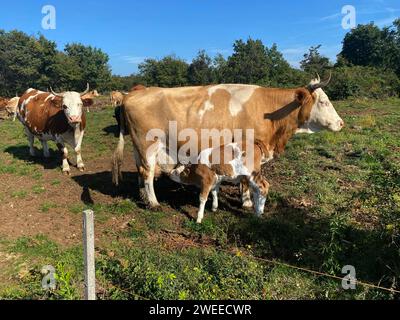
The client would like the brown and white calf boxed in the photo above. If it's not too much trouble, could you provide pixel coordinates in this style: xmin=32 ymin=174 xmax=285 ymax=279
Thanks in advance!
xmin=17 ymin=85 xmax=92 ymax=174
xmin=169 ymin=140 xmax=271 ymax=223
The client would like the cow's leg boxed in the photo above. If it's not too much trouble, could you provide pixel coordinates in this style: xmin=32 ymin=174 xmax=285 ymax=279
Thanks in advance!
xmin=75 ymin=130 xmax=85 ymax=172
xmin=139 ymin=153 xmax=160 ymax=208
xmin=133 ymin=148 xmax=144 ymax=188
xmin=240 ymin=178 xmax=253 ymax=208
xmin=57 ymin=143 xmax=70 ymax=175
xmin=197 ymin=185 xmax=212 ymax=224
xmin=211 ymin=183 xmax=220 ymax=212
xmin=41 ymin=140 xmax=50 ymax=158
xmin=25 ymin=128 xmax=35 ymax=157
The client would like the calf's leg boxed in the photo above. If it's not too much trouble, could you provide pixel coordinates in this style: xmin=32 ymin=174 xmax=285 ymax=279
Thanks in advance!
xmin=240 ymin=178 xmax=253 ymax=208
xmin=197 ymin=184 xmax=213 ymax=224
xmin=249 ymin=174 xmax=270 ymax=216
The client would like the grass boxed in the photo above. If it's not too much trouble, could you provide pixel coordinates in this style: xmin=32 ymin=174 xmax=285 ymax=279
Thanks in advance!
xmin=0 ymin=98 xmax=399 ymax=300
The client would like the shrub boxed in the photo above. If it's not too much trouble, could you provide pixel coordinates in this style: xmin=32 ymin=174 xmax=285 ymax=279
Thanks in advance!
xmin=326 ymin=66 xmax=400 ymax=100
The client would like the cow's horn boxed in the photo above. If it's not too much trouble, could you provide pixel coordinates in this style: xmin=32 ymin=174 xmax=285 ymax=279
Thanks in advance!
xmin=50 ymin=87 xmax=64 ymax=98
xmin=80 ymin=83 xmax=90 ymax=96
xmin=308 ymin=71 xmax=332 ymax=91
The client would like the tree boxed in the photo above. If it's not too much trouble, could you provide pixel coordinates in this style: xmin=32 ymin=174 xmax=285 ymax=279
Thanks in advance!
xmin=300 ymin=45 xmax=332 ymax=76
xmin=212 ymin=53 xmax=228 ymax=83
xmin=340 ymin=23 xmax=385 ymax=67
xmin=223 ymin=38 xmax=270 ymax=84
xmin=64 ymin=43 xmax=112 ymax=91
xmin=188 ymin=50 xmax=214 ymax=85
xmin=0 ymin=30 xmax=58 ymax=95
xmin=139 ymin=55 xmax=189 ymax=87
xmin=266 ymin=43 xmax=302 ymax=87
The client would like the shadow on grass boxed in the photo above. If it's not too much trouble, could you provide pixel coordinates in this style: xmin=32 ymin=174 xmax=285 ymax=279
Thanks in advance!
xmin=72 ymin=171 xmax=200 ymax=211
xmin=102 ymin=125 xmax=119 ymax=137
xmin=72 ymin=169 xmax=400 ymax=294
xmin=4 ymin=145 xmax=61 ymax=170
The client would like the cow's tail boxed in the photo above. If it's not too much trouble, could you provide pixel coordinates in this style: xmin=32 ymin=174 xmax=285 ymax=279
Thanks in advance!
xmin=112 ymin=105 xmax=126 ymax=186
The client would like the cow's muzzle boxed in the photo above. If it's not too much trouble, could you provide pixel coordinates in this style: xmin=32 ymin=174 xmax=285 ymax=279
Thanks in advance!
xmin=69 ymin=116 xmax=82 ymax=124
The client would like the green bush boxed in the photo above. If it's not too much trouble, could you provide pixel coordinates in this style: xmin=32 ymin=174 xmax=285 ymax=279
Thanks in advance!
xmin=326 ymin=66 xmax=400 ymax=100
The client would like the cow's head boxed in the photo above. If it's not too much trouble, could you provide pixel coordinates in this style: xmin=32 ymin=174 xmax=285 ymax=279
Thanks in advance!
xmin=296 ymin=74 xmax=344 ymax=134
xmin=51 ymin=84 xmax=91 ymax=125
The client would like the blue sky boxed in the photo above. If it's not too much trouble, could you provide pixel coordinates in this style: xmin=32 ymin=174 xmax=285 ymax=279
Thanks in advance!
xmin=1 ymin=0 xmax=399 ymax=75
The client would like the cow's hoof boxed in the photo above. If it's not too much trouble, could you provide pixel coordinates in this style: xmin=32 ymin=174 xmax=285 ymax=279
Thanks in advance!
xmin=212 ymin=207 xmax=218 ymax=212
xmin=196 ymin=219 xmax=203 ymax=224
xmin=242 ymin=200 xmax=253 ymax=209
xmin=78 ymin=167 xmax=85 ymax=172
xmin=63 ymin=170 xmax=71 ymax=176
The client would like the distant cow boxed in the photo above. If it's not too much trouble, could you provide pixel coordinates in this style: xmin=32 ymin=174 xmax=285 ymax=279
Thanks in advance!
xmin=110 ymin=91 xmax=124 ymax=108
xmin=6 ymin=97 xmax=20 ymax=120
xmin=0 ymin=97 xmax=9 ymax=118
xmin=170 ymin=140 xmax=271 ymax=223
xmin=17 ymin=84 xmax=92 ymax=174
xmin=82 ymin=90 xmax=99 ymax=112
xmin=0 ymin=96 xmax=19 ymax=120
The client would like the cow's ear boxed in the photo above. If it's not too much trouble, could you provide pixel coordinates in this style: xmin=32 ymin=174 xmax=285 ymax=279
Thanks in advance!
xmin=82 ymin=98 xmax=93 ymax=107
xmin=295 ymin=89 xmax=309 ymax=105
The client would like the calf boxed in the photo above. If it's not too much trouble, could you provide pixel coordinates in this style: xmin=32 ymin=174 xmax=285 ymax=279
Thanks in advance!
xmin=169 ymin=140 xmax=271 ymax=223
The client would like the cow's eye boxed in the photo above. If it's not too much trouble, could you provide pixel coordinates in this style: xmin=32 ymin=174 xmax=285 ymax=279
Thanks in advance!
xmin=62 ymin=105 xmax=68 ymax=110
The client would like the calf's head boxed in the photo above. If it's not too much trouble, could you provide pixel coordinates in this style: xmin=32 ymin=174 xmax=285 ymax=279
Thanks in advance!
xmin=296 ymin=74 xmax=344 ymax=133
xmin=51 ymin=84 xmax=92 ymax=125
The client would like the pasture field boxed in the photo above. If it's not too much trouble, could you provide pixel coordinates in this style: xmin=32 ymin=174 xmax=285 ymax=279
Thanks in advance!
xmin=0 ymin=97 xmax=399 ymax=300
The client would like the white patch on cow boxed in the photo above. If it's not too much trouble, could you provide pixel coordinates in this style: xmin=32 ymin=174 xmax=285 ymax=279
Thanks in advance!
xmin=26 ymin=88 xmax=35 ymax=93
xmin=198 ymin=86 xmax=221 ymax=120
xmin=198 ymin=147 xmax=214 ymax=167
xmin=198 ymin=100 xmax=214 ymax=119
xmin=198 ymin=85 xmax=258 ymax=119
xmin=227 ymin=143 xmax=250 ymax=176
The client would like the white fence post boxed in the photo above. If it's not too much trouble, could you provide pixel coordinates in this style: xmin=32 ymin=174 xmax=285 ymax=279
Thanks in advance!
xmin=83 ymin=209 xmax=96 ymax=300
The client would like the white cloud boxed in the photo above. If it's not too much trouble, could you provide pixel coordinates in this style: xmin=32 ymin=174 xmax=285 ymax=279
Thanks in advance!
xmin=121 ymin=56 xmax=147 ymax=64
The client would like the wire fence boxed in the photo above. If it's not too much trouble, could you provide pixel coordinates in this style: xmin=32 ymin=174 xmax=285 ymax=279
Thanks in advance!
xmin=100 ymin=233 xmax=400 ymax=299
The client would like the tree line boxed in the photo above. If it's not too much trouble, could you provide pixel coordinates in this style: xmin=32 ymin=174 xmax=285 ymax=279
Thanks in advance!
xmin=1 ymin=18 xmax=399 ymax=100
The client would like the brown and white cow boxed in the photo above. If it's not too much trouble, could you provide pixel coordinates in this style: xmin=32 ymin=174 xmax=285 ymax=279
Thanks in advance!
xmin=82 ymin=90 xmax=100 ymax=112
xmin=170 ymin=140 xmax=271 ymax=223
xmin=112 ymin=75 xmax=344 ymax=211
xmin=7 ymin=97 xmax=20 ymax=120
xmin=17 ymin=84 xmax=92 ymax=174
xmin=110 ymin=91 xmax=124 ymax=107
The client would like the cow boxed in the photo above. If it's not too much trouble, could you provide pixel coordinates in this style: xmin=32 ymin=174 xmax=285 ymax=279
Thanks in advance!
xmin=112 ymin=74 xmax=344 ymax=212
xmin=0 ymin=97 xmax=9 ymax=119
xmin=0 ymin=96 xmax=19 ymax=120
xmin=170 ymin=140 xmax=271 ymax=223
xmin=110 ymin=91 xmax=124 ymax=108
xmin=114 ymin=85 xmax=146 ymax=132
xmin=6 ymin=97 xmax=20 ymax=120
xmin=81 ymin=90 xmax=99 ymax=112
xmin=16 ymin=84 xmax=92 ymax=174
